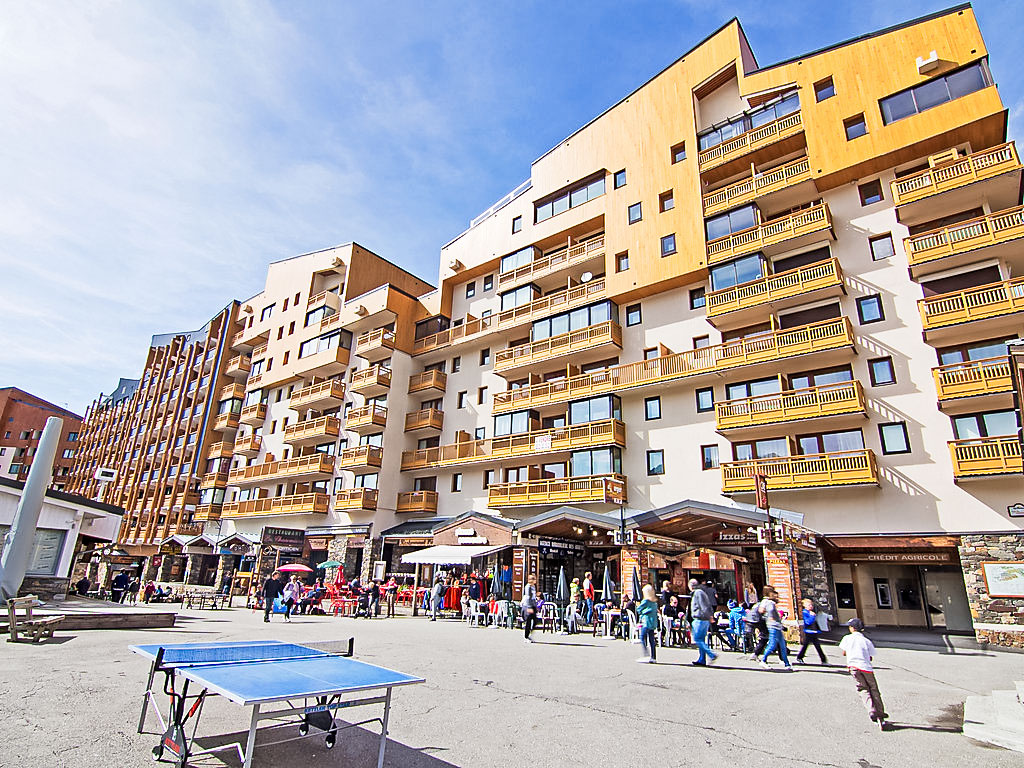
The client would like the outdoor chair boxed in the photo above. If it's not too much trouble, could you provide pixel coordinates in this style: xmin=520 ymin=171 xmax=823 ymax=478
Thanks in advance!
xmin=562 ymin=604 xmax=580 ymax=634
xmin=626 ymin=610 xmax=641 ymax=643
xmin=469 ymin=600 xmax=488 ymax=627
xmin=538 ymin=603 xmax=557 ymax=632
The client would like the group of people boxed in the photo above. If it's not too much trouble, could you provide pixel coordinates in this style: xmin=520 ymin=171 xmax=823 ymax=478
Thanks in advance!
xmin=259 ymin=571 xmax=401 ymax=622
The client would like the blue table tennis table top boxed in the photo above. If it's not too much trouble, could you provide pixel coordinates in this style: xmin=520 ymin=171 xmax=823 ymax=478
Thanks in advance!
xmin=131 ymin=640 xmax=424 ymax=706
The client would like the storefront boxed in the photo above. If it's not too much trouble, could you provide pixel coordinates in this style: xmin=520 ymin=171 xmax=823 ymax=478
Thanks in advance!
xmin=253 ymin=526 xmax=306 ymax=587
xmin=304 ymin=524 xmax=372 ymax=583
xmin=379 ymin=518 xmax=446 ymax=583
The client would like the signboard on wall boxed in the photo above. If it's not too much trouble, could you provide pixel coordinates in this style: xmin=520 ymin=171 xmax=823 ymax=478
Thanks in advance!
xmin=306 ymin=537 xmax=329 ymax=550
xmin=839 ymin=552 xmax=952 ymax=564
xmin=537 ymin=537 xmax=586 ymax=557
xmin=261 ymin=527 xmax=304 ymax=552
xmin=764 ymin=549 xmax=797 ymax=620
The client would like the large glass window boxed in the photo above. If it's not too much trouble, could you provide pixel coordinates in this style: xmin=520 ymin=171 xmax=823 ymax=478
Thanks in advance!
xmin=535 ymin=174 xmax=606 ymax=223
xmin=499 ymin=284 xmax=540 ymax=312
xmin=709 ymin=253 xmax=764 ymax=292
xmin=298 ymin=329 xmax=352 ymax=359
xmin=705 ymin=205 xmax=757 ymax=242
xmin=698 ymin=91 xmax=799 ymax=151
xmin=569 ymin=395 xmax=621 ymax=425
xmin=938 ymin=337 xmax=1015 ymax=366
xmin=531 ymin=301 xmax=616 ymax=341
xmin=500 ymin=247 xmax=536 ymax=274
xmin=880 ymin=62 xmax=992 ymax=125
xmin=797 ymin=429 xmax=865 ymax=455
xmin=725 ymin=377 xmax=781 ymax=401
xmin=789 ymin=365 xmax=853 ymax=390
xmin=570 ymin=447 xmax=622 ymax=476
xmin=733 ymin=438 xmax=789 ymax=461
xmin=494 ymin=410 xmax=534 ymax=436
xmin=305 ymin=305 xmax=334 ymax=327
xmin=953 ymin=410 xmax=1019 ymax=440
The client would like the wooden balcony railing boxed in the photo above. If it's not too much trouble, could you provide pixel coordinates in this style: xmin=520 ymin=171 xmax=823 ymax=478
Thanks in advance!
xmin=355 ymin=328 xmax=396 ymax=356
xmin=283 ymin=415 xmax=341 ymax=443
xmin=206 ymin=441 xmax=233 ymax=459
xmin=494 ymin=320 xmax=622 ymax=373
xmin=919 ymin=277 xmax=1024 ymax=332
xmin=497 ymin=236 xmax=606 ymax=289
xmin=347 ymin=404 xmax=388 ymax=430
xmin=213 ymin=412 xmax=240 ymax=431
xmin=715 ymin=381 xmax=865 ymax=431
xmin=397 ymin=491 xmax=439 ymax=513
xmin=240 ymin=402 xmax=267 ymax=424
xmin=233 ymin=434 xmax=262 ymax=455
xmin=218 ymin=383 xmax=246 ymax=401
xmin=933 ymin=356 xmax=1013 ymax=403
xmin=706 ymin=201 xmax=831 ymax=265
xmin=702 ymin=156 xmax=813 ymax=216
xmin=706 ymin=257 xmax=843 ymax=318
xmin=350 ymin=365 xmax=392 ymax=391
xmin=891 ymin=142 xmax=1021 ymax=207
xmin=488 ymin=474 xmax=627 ymax=508
xmin=222 ymin=492 xmax=330 ymax=518
xmin=904 ymin=207 xmax=1024 ymax=268
xmin=493 ymin=318 xmax=855 ymax=412
xmin=228 ymin=453 xmax=335 ymax=485
xmin=335 ymin=488 xmax=378 ymax=510
xmin=193 ymin=504 xmax=222 ymax=522
xmin=698 ymin=111 xmax=803 ymax=172
xmin=289 ymin=379 xmax=346 ymax=411
xmin=721 ymin=449 xmax=878 ymax=493
xmin=408 ymin=370 xmax=447 ymax=393
xmin=336 ymin=445 xmax=384 ymax=470
xmin=200 ymin=470 xmax=230 ymax=489
xmin=950 ymin=435 xmax=1022 ymax=478
xmin=404 ymin=408 xmax=444 ymax=432
xmin=226 ymin=355 xmax=252 ymax=376
xmin=252 ymin=342 xmax=269 ymax=359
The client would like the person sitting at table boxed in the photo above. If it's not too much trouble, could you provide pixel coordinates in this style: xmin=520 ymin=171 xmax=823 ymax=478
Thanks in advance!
xmin=619 ymin=596 xmax=636 ymax=640
xmin=711 ymin=605 xmax=736 ymax=650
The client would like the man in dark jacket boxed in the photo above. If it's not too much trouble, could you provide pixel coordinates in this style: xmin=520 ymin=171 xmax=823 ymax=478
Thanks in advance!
xmin=263 ymin=571 xmax=284 ymax=623
xmin=111 ymin=571 xmax=129 ymax=603
xmin=689 ymin=578 xmax=717 ymax=667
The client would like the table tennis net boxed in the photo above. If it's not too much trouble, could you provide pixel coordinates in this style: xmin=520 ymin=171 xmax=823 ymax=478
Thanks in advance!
xmin=158 ymin=642 xmax=327 ymax=667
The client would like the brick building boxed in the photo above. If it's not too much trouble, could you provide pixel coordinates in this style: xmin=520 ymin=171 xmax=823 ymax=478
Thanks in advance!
xmin=0 ymin=387 xmax=83 ymax=491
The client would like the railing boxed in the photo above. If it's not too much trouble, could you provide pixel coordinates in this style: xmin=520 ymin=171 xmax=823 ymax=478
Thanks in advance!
xmin=397 ymin=491 xmax=439 ymax=513
xmin=228 ymin=453 xmax=335 ymax=485
xmin=355 ymin=328 xmax=396 ymax=354
xmin=218 ymin=383 xmax=246 ymax=401
xmin=334 ymin=488 xmax=378 ymax=510
xmin=904 ymin=206 xmax=1024 ymax=267
xmin=706 ymin=201 xmax=831 ymax=265
xmin=350 ymin=365 xmax=392 ymax=390
xmin=715 ymin=381 xmax=865 ymax=430
xmin=223 ymin=492 xmax=330 ymax=518
xmin=493 ymin=318 xmax=855 ymax=412
xmin=495 ymin=321 xmax=622 ymax=373
xmin=337 ymin=445 xmax=384 ymax=469
xmin=933 ymin=356 xmax=1013 ymax=401
xmin=404 ymin=408 xmax=444 ymax=432
xmin=347 ymin=404 xmax=388 ymax=429
xmin=252 ymin=342 xmax=268 ymax=359
xmin=950 ymin=435 xmax=1022 ymax=478
xmin=213 ymin=412 xmax=240 ymax=430
xmin=408 ymin=370 xmax=447 ymax=393
xmin=702 ymin=156 xmax=813 ymax=216
xmin=233 ymin=435 xmax=262 ymax=454
xmin=698 ymin=111 xmax=804 ymax=171
xmin=497 ymin=236 xmax=606 ymax=289
xmin=891 ymin=142 xmax=1021 ymax=207
xmin=193 ymin=504 xmax=222 ymax=522
xmin=721 ymin=449 xmax=878 ymax=492
xmin=706 ymin=257 xmax=843 ymax=318
xmin=240 ymin=403 xmax=267 ymax=423
xmin=200 ymin=470 xmax=230 ymax=489
xmin=206 ymin=441 xmax=233 ymax=458
xmin=413 ymin=278 xmax=608 ymax=355
xmin=283 ymin=415 xmax=341 ymax=442
xmin=289 ymin=379 xmax=346 ymax=410
xmin=919 ymin=277 xmax=1024 ymax=331
xmin=226 ymin=355 xmax=252 ymax=375
xmin=488 ymin=474 xmax=627 ymax=507
xmin=307 ymin=289 xmax=338 ymax=307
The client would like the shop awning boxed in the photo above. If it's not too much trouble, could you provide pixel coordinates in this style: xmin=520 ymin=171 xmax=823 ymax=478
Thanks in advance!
xmin=401 ymin=544 xmax=507 ymax=565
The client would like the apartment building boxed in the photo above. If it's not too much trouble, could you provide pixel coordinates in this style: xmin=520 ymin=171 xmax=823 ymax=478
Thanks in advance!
xmin=0 ymin=387 xmax=83 ymax=490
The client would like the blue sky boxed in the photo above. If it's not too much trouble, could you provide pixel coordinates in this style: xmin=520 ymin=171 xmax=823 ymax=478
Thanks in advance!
xmin=1 ymin=0 xmax=1021 ymax=414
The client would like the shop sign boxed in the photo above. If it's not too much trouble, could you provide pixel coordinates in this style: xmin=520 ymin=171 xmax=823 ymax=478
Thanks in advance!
xmin=633 ymin=531 xmax=688 ymax=551
xmin=715 ymin=531 xmax=760 ymax=545
xmin=261 ymin=526 xmax=305 ymax=551
xmin=306 ymin=536 xmax=329 ymax=550
xmin=1008 ymin=503 xmax=1024 ymax=518
xmin=840 ymin=552 xmax=952 ymax=564
xmin=458 ymin=536 xmax=488 ymax=545
xmin=454 ymin=528 xmax=476 ymax=537
xmin=764 ymin=549 xmax=797 ymax=619
xmin=537 ymin=537 xmax=586 ymax=557
xmin=221 ymin=542 xmax=253 ymax=555
xmin=152 ymin=555 xmax=163 ymax=568
xmin=108 ymin=555 xmax=139 ymax=565
xmin=394 ymin=537 xmax=431 ymax=547
xmin=159 ymin=541 xmax=183 ymax=555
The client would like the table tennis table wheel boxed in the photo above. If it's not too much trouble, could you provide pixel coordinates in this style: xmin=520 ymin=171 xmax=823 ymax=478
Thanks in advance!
xmin=325 ymin=733 xmax=336 ymax=749
xmin=151 ymin=744 xmax=163 ymax=761
xmin=298 ymin=723 xmax=309 ymax=736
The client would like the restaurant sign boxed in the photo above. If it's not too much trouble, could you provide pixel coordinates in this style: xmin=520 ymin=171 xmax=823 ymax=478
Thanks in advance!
xmin=633 ymin=531 xmax=689 ymax=551
xmin=261 ymin=526 xmax=305 ymax=552
xmin=537 ymin=537 xmax=586 ymax=557
xmin=306 ymin=536 xmax=330 ymax=550
xmin=394 ymin=537 xmax=432 ymax=547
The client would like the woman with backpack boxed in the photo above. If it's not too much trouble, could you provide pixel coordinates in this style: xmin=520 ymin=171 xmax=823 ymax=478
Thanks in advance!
xmin=758 ymin=586 xmax=793 ymax=671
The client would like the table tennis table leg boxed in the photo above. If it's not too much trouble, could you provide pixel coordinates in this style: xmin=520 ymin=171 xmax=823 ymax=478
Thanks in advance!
xmin=376 ymin=687 xmax=392 ymax=768
xmin=242 ymin=703 xmax=260 ymax=768
xmin=137 ymin=660 xmax=157 ymax=733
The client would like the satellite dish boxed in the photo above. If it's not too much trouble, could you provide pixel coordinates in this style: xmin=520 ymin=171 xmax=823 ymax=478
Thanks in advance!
xmin=580 ymin=272 xmax=593 ymax=283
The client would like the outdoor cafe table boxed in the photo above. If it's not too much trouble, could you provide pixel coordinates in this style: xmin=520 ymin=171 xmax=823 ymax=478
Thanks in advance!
xmin=602 ymin=609 xmax=621 ymax=638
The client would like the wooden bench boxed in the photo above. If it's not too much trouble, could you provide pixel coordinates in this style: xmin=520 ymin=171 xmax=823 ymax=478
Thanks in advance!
xmin=7 ymin=595 xmax=65 ymax=643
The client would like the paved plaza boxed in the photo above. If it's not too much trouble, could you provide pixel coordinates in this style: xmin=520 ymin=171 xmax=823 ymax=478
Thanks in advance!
xmin=1 ymin=606 xmax=1020 ymax=768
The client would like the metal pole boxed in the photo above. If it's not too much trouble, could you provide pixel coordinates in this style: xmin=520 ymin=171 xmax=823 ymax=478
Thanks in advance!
xmin=0 ymin=416 xmax=63 ymax=601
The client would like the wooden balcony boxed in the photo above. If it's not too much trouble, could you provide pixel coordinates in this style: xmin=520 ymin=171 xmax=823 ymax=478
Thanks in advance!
xmin=335 ymin=488 xmax=378 ymax=511
xmin=239 ymin=402 xmax=267 ymax=426
xmin=706 ymin=201 xmax=832 ymax=266
xmin=355 ymin=328 xmax=396 ymax=362
xmin=289 ymin=379 xmax=345 ymax=413
xmin=705 ymin=257 xmax=844 ymax=328
xmin=193 ymin=504 xmax=222 ymax=522
xmin=218 ymin=382 xmax=246 ymax=401
xmin=408 ymin=369 xmax=447 ymax=394
xmin=933 ymin=356 xmax=1013 ymax=409
xmin=918 ymin=277 xmax=1024 ymax=342
xmin=228 ymin=453 xmax=335 ymax=487
xmin=397 ymin=491 xmax=438 ymax=514
xmin=404 ymin=408 xmax=444 ymax=433
xmin=225 ymin=355 xmax=252 ymax=379
xmin=206 ymin=441 xmax=234 ymax=460
xmin=350 ymin=365 xmax=392 ymax=397
xmin=230 ymin=326 xmax=269 ymax=352
xmin=233 ymin=434 xmax=262 ymax=457
xmin=488 ymin=474 xmax=627 ymax=508
xmin=721 ymin=449 xmax=878 ymax=493
xmin=402 ymin=419 xmax=627 ymax=471
xmin=950 ymin=436 xmax=1022 ymax=479
xmin=347 ymin=404 xmax=388 ymax=434
xmin=903 ymin=207 xmax=1024 ymax=278
xmin=336 ymin=445 xmax=384 ymax=472
xmin=175 ymin=523 xmax=203 ymax=537
xmin=497 ymin=235 xmax=606 ymax=290
xmin=222 ymin=492 xmax=330 ymax=518
xmin=212 ymin=411 xmax=240 ymax=433
xmin=296 ymin=345 xmax=350 ymax=377
xmin=493 ymin=318 xmax=855 ymax=413
xmin=307 ymin=289 xmax=341 ymax=312
xmin=715 ymin=381 xmax=866 ymax=433
xmin=698 ymin=111 xmax=805 ymax=177
xmin=494 ymin=320 xmax=622 ymax=376
xmin=200 ymin=470 xmax=230 ymax=490
xmin=283 ymin=415 xmax=341 ymax=447
xmin=252 ymin=342 xmax=268 ymax=360
xmin=702 ymin=156 xmax=814 ymax=217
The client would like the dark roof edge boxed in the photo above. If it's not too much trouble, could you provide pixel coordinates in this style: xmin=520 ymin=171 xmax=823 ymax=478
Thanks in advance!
xmin=0 ymin=476 xmax=125 ymax=516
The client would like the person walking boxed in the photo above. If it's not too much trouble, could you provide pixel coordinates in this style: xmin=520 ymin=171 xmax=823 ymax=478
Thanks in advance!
xmin=262 ymin=571 xmax=284 ymax=623
xmin=583 ymin=572 xmax=595 ymax=624
xmin=429 ymin=578 xmax=444 ymax=621
xmin=281 ymin=575 xmax=300 ymax=622
xmin=521 ymin=574 xmax=539 ymax=644
xmin=636 ymin=584 xmax=660 ymax=664
xmin=110 ymin=570 xmax=129 ymax=604
xmin=368 ymin=580 xmax=381 ymax=618
xmin=796 ymin=598 xmax=829 ymax=665
xmin=758 ymin=586 xmax=793 ymax=671
xmin=143 ymin=580 xmax=156 ymax=604
xmin=839 ymin=618 xmax=888 ymax=729
xmin=127 ymin=577 xmax=140 ymax=605
xmin=385 ymin=577 xmax=398 ymax=618
xmin=688 ymin=578 xmax=717 ymax=666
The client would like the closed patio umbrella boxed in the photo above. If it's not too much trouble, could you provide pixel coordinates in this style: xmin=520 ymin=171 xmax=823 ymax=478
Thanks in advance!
xmin=555 ymin=565 xmax=570 ymax=633
xmin=632 ymin=566 xmax=642 ymax=602
xmin=601 ymin=564 xmax=615 ymax=603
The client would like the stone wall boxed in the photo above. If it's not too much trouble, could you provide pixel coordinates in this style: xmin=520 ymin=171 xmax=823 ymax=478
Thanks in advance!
xmin=797 ymin=548 xmax=832 ymax=616
xmin=958 ymin=533 xmax=1024 ymax=649
xmin=19 ymin=575 xmax=70 ymax=601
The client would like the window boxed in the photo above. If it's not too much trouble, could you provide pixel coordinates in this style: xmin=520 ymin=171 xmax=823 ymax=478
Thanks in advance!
xmin=705 ymin=205 xmax=756 ymax=241
xmin=8 ymin=463 xmax=21 ymax=475
xmin=512 ymin=216 xmax=522 ymax=234
xmin=868 ymin=357 xmax=896 ymax=386
xmin=483 ymin=469 xmax=495 ymax=489
xmin=952 ymin=410 xmax=1019 ymax=440
xmin=466 ymin=281 xmax=476 ymax=299
xmin=614 ymin=169 xmax=626 ymax=188
xmin=478 ymin=387 xmax=488 ymax=404
xmin=260 ymin=303 xmax=275 ymax=321
xmin=451 ymin=474 xmax=463 ymax=492
xmin=535 ymin=174 xmax=606 ymax=222
xmin=452 ymin=356 xmax=461 ymax=373
xmin=643 ymin=347 xmax=658 ymax=360
xmin=494 ymin=410 xmax=533 ymax=436
xmin=500 ymin=246 xmax=534 ymax=274
xmin=646 ymin=450 xmax=665 ymax=476
xmin=690 ymin=287 xmax=706 ymax=310
xmin=878 ymin=422 xmax=911 ymax=455
xmin=856 ymin=295 xmax=884 ymax=324
xmin=797 ymin=429 xmax=864 ymax=455
xmin=696 ymin=387 xmax=714 ymax=412
xmin=659 ymin=190 xmax=674 ymax=212
xmin=305 ymin=305 xmax=333 ymax=327
xmin=475 ymin=427 xmax=486 ymax=440
xmin=531 ymin=300 xmax=615 ymax=340
xmin=480 ymin=348 xmax=491 ymax=366
xmin=814 ymin=76 xmax=835 ymax=102
xmin=500 ymin=284 xmax=539 ymax=311
xmin=570 ymin=447 xmax=621 ymax=476
xmin=625 ymin=304 xmax=642 ymax=326
xmin=61 ymin=449 xmax=75 ymax=459
xmin=644 ymin=396 xmax=661 ymax=420
xmin=859 ymin=179 xmax=883 ymax=206
xmin=568 ymin=395 xmax=621 ymax=425
xmin=698 ymin=91 xmax=799 ymax=151
xmin=484 ymin=274 xmax=494 ymax=291
xmin=67 ymin=432 xmax=79 ymax=442
xmin=671 ymin=142 xmax=686 ymax=163
xmin=939 ymin=337 xmax=1016 ymax=366
xmin=616 ymin=252 xmax=629 ymax=272
xmin=627 ymin=202 xmax=642 ymax=225
xmin=880 ymin=62 xmax=992 ymax=125
xmin=660 ymin=234 xmax=677 ymax=256
xmin=844 ymin=114 xmax=867 ymax=140
xmin=789 ymin=365 xmax=853 ymax=390
xmin=457 ymin=391 xmax=468 ymax=409
xmin=701 ymin=445 xmax=719 ymax=470
xmin=693 ymin=335 xmax=710 ymax=349
xmin=869 ymin=233 xmax=895 ymax=261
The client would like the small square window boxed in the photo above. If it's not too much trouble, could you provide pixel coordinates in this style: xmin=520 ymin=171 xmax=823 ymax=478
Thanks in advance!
xmin=660 ymin=233 xmax=677 ymax=256
xmin=869 ymin=233 xmax=895 ymax=261
xmin=512 ymin=216 xmax=522 ymax=234
xmin=466 ymin=282 xmax=476 ymax=299
xmin=693 ymin=335 xmax=710 ymax=349
xmin=484 ymin=274 xmax=494 ymax=291
xmin=845 ymin=114 xmax=867 ymax=140
xmin=859 ymin=179 xmax=884 ymax=206
xmin=690 ymin=287 xmax=706 ymax=310
xmin=643 ymin=347 xmax=658 ymax=361
xmin=480 ymin=348 xmax=491 ymax=366
xmin=868 ymin=356 xmax=896 ymax=386
xmin=696 ymin=387 xmax=714 ymax=412
xmin=483 ymin=469 xmax=495 ymax=489
xmin=616 ymin=251 xmax=630 ymax=272
xmin=478 ymin=386 xmax=488 ymax=404
xmin=626 ymin=304 xmax=642 ymax=326
xmin=856 ymin=295 xmax=885 ymax=324
xmin=475 ymin=427 xmax=485 ymax=440
xmin=646 ymin=449 xmax=665 ymax=476
xmin=701 ymin=444 xmax=719 ymax=470
xmin=452 ymin=356 xmax=461 ymax=373
xmin=659 ymin=190 xmax=674 ymax=212
xmin=457 ymin=391 xmax=468 ymax=408
xmin=628 ymin=202 xmax=642 ymax=225
xmin=814 ymin=76 xmax=835 ymax=102
xmin=645 ymin=396 xmax=661 ymax=420
xmin=451 ymin=473 xmax=463 ymax=492
xmin=614 ymin=169 xmax=627 ymax=189
xmin=878 ymin=422 xmax=910 ymax=455
xmin=671 ymin=142 xmax=686 ymax=164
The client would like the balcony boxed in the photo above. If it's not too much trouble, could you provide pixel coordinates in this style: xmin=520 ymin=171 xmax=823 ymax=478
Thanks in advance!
xmin=488 ymin=474 xmax=627 ymax=509
xmin=350 ymin=365 xmax=392 ymax=397
xmin=933 ymin=356 xmax=1014 ymax=411
xmin=231 ymin=326 xmax=269 ymax=352
xmin=239 ymin=402 xmax=267 ymax=426
xmin=891 ymin=143 xmax=1023 ymax=226
xmin=404 ymin=408 xmax=444 ymax=433
xmin=335 ymin=488 xmax=378 ymax=511
xmin=402 ymin=419 xmax=626 ymax=471
xmin=903 ymin=207 xmax=1024 ymax=278
xmin=296 ymin=345 xmax=350 ymax=378
xmin=206 ymin=441 xmax=234 ymax=460
xmin=222 ymin=492 xmax=330 ymax=519
xmin=336 ymin=445 xmax=384 ymax=472
xmin=702 ymin=156 xmax=815 ymax=217
xmin=493 ymin=318 xmax=855 ymax=413
xmin=918 ymin=277 xmax=1024 ymax=343
xmin=705 ymin=257 xmax=844 ymax=329
xmin=715 ymin=381 xmax=866 ymax=434
xmin=950 ymin=436 xmax=1022 ymax=479
xmin=193 ymin=504 xmax=222 ymax=522
xmin=497 ymin=235 xmax=606 ymax=291
xmin=283 ymin=415 xmax=342 ymax=447
xmin=233 ymin=434 xmax=262 ymax=457
xmin=397 ymin=491 xmax=438 ymax=514
xmin=252 ymin=342 xmax=269 ymax=360
xmin=408 ymin=370 xmax=447 ymax=394
xmin=290 ymin=379 xmax=345 ymax=413
xmin=307 ymin=289 xmax=341 ymax=312
xmin=218 ymin=382 xmax=246 ymax=401
xmin=355 ymin=328 xmax=396 ymax=362
xmin=721 ymin=449 xmax=879 ymax=494
xmin=228 ymin=453 xmax=335 ymax=487
xmin=706 ymin=202 xmax=832 ymax=266
xmin=200 ymin=470 xmax=230 ymax=490
xmin=347 ymin=404 xmax=388 ymax=434
xmin=225 ymin=355 xmax=252 ymax=379
xmin=212 ymin=411 xmax=240 ymax=433
xmin=175 ymin=523 xmax=203 ymax=537
xmin=698 ymin=111 xmax=805 ymax=177
xmin=494 ymin=320 xmax=623 ymax=376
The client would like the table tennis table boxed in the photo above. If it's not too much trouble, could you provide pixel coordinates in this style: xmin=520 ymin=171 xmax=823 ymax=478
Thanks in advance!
xmin=132 ymin=639 xmax=423 ymax=768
